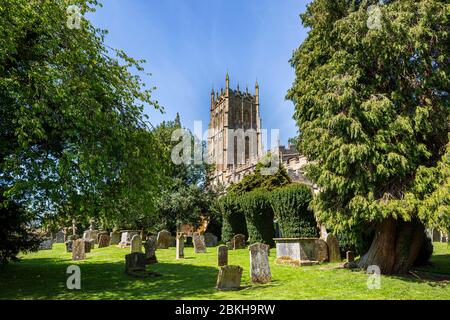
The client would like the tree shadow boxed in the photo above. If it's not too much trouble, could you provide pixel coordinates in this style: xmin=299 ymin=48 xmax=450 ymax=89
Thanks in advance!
xmin=0 ymin=258 xmax=220 ymax=300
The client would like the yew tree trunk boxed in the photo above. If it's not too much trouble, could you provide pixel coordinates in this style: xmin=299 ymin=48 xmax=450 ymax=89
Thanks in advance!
xmin=358 ymin=217 xmax=425 ymax=274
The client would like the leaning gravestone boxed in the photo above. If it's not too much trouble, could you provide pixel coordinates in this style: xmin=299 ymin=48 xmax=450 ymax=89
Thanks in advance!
xmin=84 ymin=239 xmax=93 ymax=253
xmin=176 ymin=234 xmax=185 ymax=259
xmin=193 ymin=233 xmax=207 ymax=253
xmin=72 ymin=239 xmax=86 ymax=261
xmin=144 ymin=236 xmax=158 ymax=264
xmin=38 ymin=239 xmax=53 ymax=250
xmin=130 ymin=234 xmax=142 ymax=253
xmin=314 ymin=239 xmax=329 ymax=263
xmin=216 ymin=265 xmax=243 ymax=291
xmin=326 ymin=234 xmax=341 ymax=262
xmin=110 ymin=231 xmax=121 ymax=245
xmin=55 ymin=231 xmax=65 ymax=243
xmin=204 ymin=233 xmax=218 ymax=247
xmin=98 ymin=234 xmax=111 ymax=248
xmin=217 ymin=245 xmax=228 ymax=267
xmin=232 ymin=234 xmax=246 ymax=249
xmin=125 ymin=252 xmax=146 ymax=274
xmin=157 ymin=230 xmax=172 ymax=249
xmin=118 ymin=230 xmax=139 ymax=248
xmin=249 ymin=243 xmax=271 ymax=284
xmin=97 ymin=232 xmax=109 ymax=243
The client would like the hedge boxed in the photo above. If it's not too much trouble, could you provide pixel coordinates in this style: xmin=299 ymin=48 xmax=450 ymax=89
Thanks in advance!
xmin=270 ymin=184 xmax=318 ymax=238
xmin=239 ymin=189 xmax=275 ymax=246
xmin=219 ymin=194 xmax=248 ymax=243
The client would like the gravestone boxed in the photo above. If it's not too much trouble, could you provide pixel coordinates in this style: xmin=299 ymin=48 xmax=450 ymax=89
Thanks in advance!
xmin=65 ymin=240 xmax=73 ymax=253
xmin=157 ymin=230 xmax=172 ymax=249
xmin=249 ymin=243 xmax=271 ymax=284
xmin=176 ymin=234 xmax=185 ymax=259
xmin=55 ymin=231 xmax=65 ymax=243
xmin=110 ymin=231 xmax=121 ymax=245
xmin=193 ymin=233 xmax=207 ymax=253
xmin=216 ymin=265 xmax=243 ymax=291
xmin=125 ymin=252 xmax=146 ymax=274
xmin=314 ymin=239 xmax=329 ymax=263
xmin=98 ymin=234 xmax=111 ymax=248
xmin=226 ymin=241 xmax=233 ymax=250
xmin=232 ymin=234 xmax=246 ymax=249
xmin=326 ymin=234 xmax=341 ymax=262
xmin=130 ymin=234 xmax=142 ymax=253
xmin=144 ymin=236 xmax=158 ymax=264
xmin=84 ymin=239 xmax=93 ymax=253
xmin=118 ymin=230 xmax=139 ymax=248
xmin=346 ymin=251 xmax=355 ymax=262
xmin=217 ymin=245 xmax=228 ymax=267
xmin=97 ymin=231 xmax=109 ymax=243
xmin=83 ymin=230 xmax=100 ymax=245
xmin=204 ymin=233 xmax=218 ymax=247
xmin=38 ymin=239 xmax=53 ymax=250
xmin=72 ymin=239 xmax=86 ymax=261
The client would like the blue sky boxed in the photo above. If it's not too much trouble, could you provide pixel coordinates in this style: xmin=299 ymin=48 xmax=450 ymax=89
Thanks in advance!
xmin=89 ymin=0 xmax=310 ymax=146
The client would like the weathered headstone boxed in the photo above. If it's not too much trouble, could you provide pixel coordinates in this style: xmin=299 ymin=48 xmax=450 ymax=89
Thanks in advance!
xmin=110 ymin=231 xmax=121 ymax=245
xmin=38 ymin=239 xmax=53 ymax=250
xmin=326 ymin=234 xmax=341 ymax=262
xmin=217 ymin=245 xmax=228 ymax=267
xmin=96 ymin=231 xmax=109 ymax=243
xmin=55 ymin=231 xmax=65 ymax=243
xmin=118 ymin=230 xmax=139 ymax=248
xmin=98 ymin=234 xmax=111 ymax=248
xmin=83 ymin=230 xmax=100 ymax=245
xmin=144 ymin=236 xmax=158 ymax=264
xmin=204 ymin=233 xmax=218 ymax=247
xmin=84 ymin=239 xmax=93 ymax=253
xmin=346 ymin=251 xmax=355 ymax=262
xmin=72 ymin=239 xmax=86 ymax=261
xmin=176 ymin=234 xmax=185 ymax=259
xmin=130 ymin=234 xmax=142 ymax=253
xmin=125 ymin=252 xmax=146 ymax=274
xmin=216 ymin=265 xmax=243 ymax=291
xmin=193 ymin=233 xmax=207 ymax=253
xmin=232 ymin=234 xmax=246 ymax=249
xmin=157 ymin=230 xmax=172 ymax=249
xmin=314 ymin=239 xmax=329 ymax=263
xmin=65 ymin=240 xmax=73 ymax=253
xmin=226 ymin=241 xmax=233 ymax=250
xmin=249 ymin=243 xmax=271 ymax=284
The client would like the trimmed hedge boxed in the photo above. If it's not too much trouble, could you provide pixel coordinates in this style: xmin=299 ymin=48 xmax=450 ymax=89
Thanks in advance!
xmin=219 ymin=195 xmax=248 ymax=243
xmin=270 ymin=184 xmax=318 ymax=238
xmin=239 ymin=189 xmax=275 ymax=246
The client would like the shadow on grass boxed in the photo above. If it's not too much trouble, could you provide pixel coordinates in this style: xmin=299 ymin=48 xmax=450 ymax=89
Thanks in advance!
xmin=0 ymin=258 xmax=220 ymax=300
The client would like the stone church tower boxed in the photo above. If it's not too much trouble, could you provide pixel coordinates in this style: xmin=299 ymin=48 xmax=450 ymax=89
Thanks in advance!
xmin=208 ymin=73 xmax=264 ymax=186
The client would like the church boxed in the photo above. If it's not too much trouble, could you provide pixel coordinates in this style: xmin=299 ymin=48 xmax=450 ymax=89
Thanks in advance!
xmin=207 ymin=74 xmax=314 ymax=189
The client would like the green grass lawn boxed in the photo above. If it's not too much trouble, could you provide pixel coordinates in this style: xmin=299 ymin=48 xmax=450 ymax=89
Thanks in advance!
xmin=0 ymin=242 xmax=449 ymax=300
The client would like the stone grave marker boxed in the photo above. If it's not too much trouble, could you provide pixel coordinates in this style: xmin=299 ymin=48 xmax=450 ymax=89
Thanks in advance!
xmin=130 ymin=234 xmax=142 ymax=253
xmin=157 ymin=230 xmax=172 ymax=249
xmin=65 ymin=240 xmax=73 ymax=253
xmin=346 ymin=251 xmax=355 ymax=262
xmin=72 ymin=239 xmax=86 ymax=261
xmin=249 ymin=243 xmax=271 ymax=284
xmin=216 ymin=265 xmax=243 ymax=291
xmin=217 ymin=245 xmax=228 ymax=267
xmin=38 ymin=239 xmax=53 ymax=250
xmin=204 ymin=233 xmax=218 ymax=247
xmin=84 ymin=239 xmax=93 ymax=253
xmin=314 ymin=239 xmax=329 ymax=263
xmin=326 ymin=234 xmax=341 ymax=262
xmin=125 ymin=252 xmax=146 ymax=274
xmin=176 ymin=234 xmax=185 ymax=259
xmin=110 ymin=231 xmax=121 ymax=245
xmin=232 ymin=234 xmax=246 ymax=249
xmin=193 ymin=233 xmax=207 ymax=253
xmin=144 ymin=236 xmax=158 ymax=264
xmin=98 ymin=234 xmax=111 ymax=248
xmin=54 ymin=231 xmax=65 ymax=243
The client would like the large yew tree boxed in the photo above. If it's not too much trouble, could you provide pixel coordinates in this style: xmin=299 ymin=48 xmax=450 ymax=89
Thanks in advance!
xmin=287 ymin=0 xmax=449 ymax=274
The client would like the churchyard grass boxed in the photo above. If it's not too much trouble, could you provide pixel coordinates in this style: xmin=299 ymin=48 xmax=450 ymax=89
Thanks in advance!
xmin=0 ymin=243 xmax=448 ymax=300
